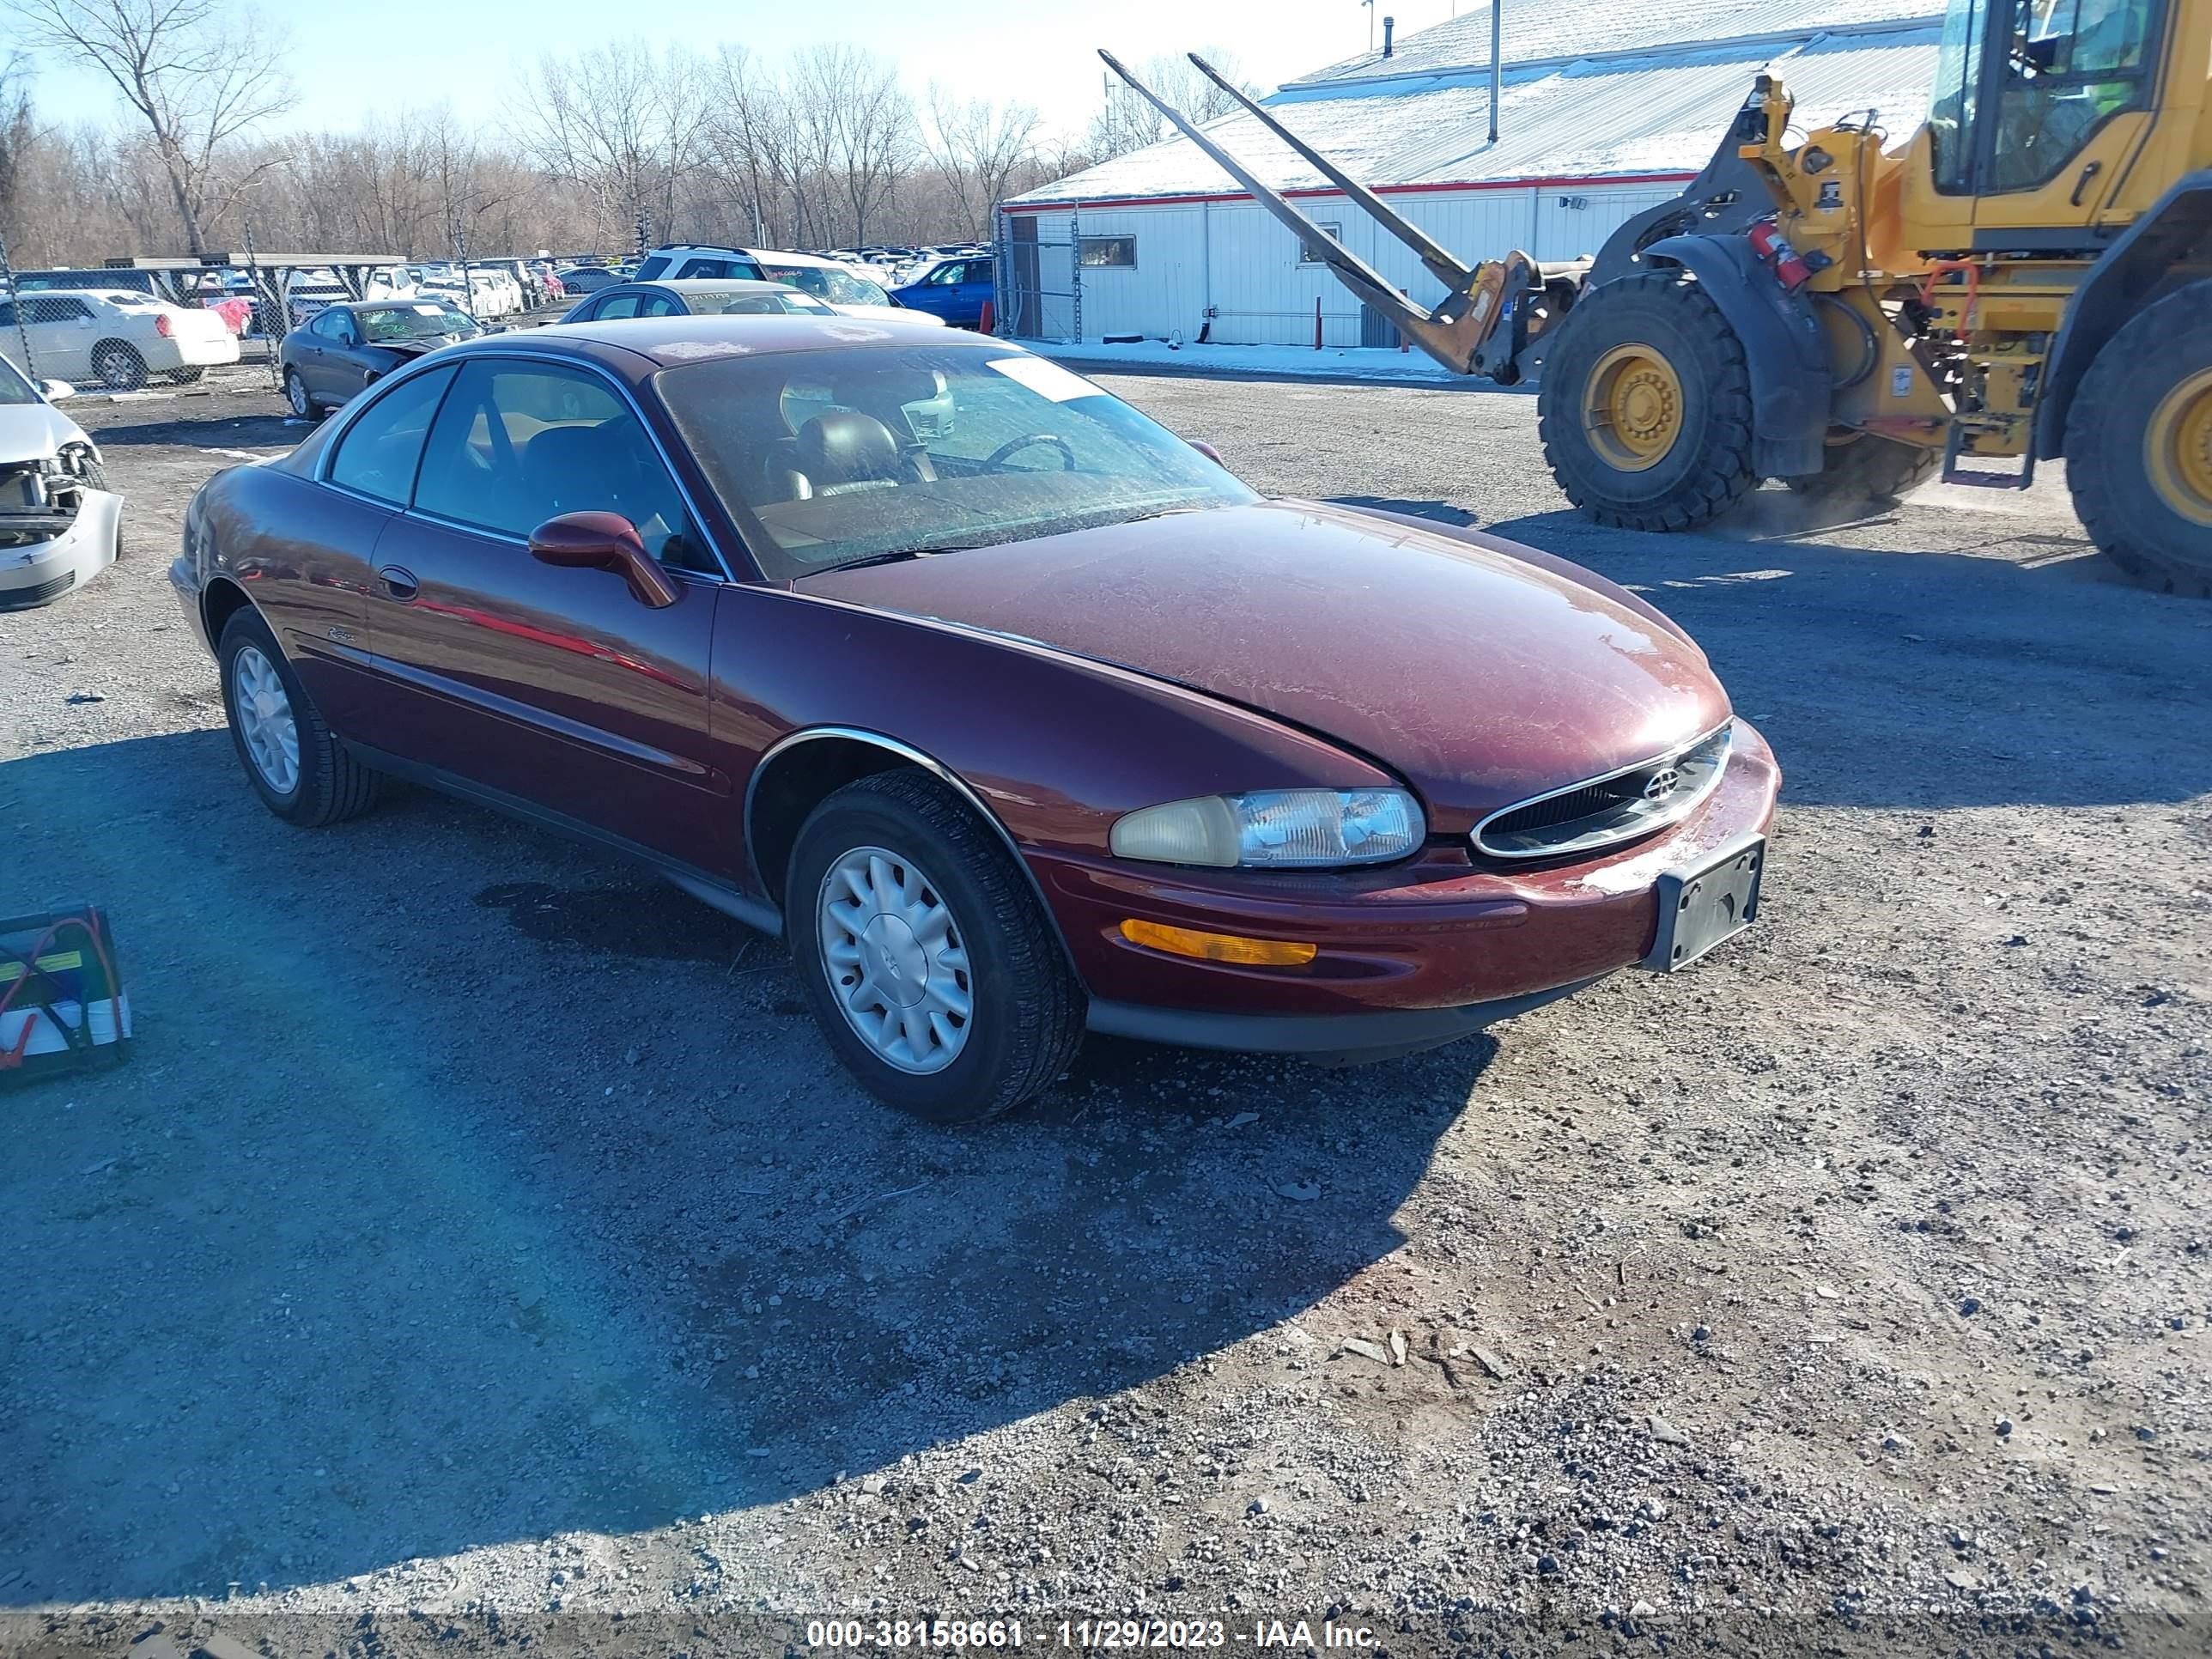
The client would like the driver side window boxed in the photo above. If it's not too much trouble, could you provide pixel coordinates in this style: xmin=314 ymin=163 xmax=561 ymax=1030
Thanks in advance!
xmin=1988 ymin=0 xmax=2158 ymax=190
xmin=411 ymin=360 xmax=713 ymax=573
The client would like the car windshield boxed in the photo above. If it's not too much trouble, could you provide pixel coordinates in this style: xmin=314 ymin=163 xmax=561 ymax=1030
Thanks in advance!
xmin=0 ymin=355 xmax=40 ymax=405
xmin=358 ymin=303 xmax=475 ymax=342
xmin=769 ymin=266 xmax=892 ymax=307
xmin=655 ymin=343 xmax=1256 ymax=581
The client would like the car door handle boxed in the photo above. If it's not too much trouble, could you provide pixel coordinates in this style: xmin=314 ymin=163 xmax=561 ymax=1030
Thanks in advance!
xmin=376 ymin=564 xmax=419 ymax=600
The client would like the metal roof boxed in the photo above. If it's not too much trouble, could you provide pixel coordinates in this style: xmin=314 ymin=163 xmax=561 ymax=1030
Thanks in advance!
xmin=1009 ymin=21 xmax=1942 ymax=208
xmin=1293 ymin=0 xmax=1942 ymax=84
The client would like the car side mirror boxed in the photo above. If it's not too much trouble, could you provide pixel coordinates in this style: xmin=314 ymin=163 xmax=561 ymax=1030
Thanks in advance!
xmin=37 ymin=379 xmax=75 ymax=402
xmin=1187 ymin=439 xmax=1224 ymax=466
xmin=528 ymin=511 xmax=678 ymax=608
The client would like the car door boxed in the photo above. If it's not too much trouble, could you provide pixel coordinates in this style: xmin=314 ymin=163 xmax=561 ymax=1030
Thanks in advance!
xmin=21 ymin=295 xmax=95 ymax=379
xmin=323 ymin=312 xmax=381 ymax=404
xmin=289 ymin=310 xmax=336 ymax=398
xmin=953 ymin=260 xmax=994 ymax=327
xmin=276 ymin=362 xmax=462 ymax=735
xmin=360 ymin=356 xmax=728 ymax=872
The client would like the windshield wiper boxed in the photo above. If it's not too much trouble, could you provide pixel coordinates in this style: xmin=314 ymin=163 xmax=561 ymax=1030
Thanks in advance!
xmin=817 ymin=544 xmax=980 ymax=574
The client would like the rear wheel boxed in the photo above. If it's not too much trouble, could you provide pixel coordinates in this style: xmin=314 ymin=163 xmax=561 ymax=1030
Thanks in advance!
xmin=786 ymin=770 xmax=1083 ymax=1122
xmin=1786 ymin=431 xmax=1940 ymax=503
xmin=2066 ymin=281 xmax=2212 ymax=598
xmin=1538 ymin=270 xmax=1757 ymax=532
xmin=217 ymin=607 xmax=380 ymax=826
xmin=90 ymin=341 xmax=147 ymax=391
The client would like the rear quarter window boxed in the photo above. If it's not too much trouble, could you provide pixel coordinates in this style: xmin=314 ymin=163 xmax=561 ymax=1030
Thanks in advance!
xmin=327 ymin=365 xmax=459 ymax=505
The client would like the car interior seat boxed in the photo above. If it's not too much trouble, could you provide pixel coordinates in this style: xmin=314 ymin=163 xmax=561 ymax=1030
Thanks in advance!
xmin=795 ymin=411 xmax=904 ymax=497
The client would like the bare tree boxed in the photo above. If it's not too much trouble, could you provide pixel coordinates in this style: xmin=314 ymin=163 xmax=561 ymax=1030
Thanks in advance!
xmin=0 ymin=53 xmax=34 ymax=252
xmin=9 ymin=0 xmax=294 ymax=255
xmin=923 ymin=86 xmax=1040 ymax=240
xmin=1087 ymin=48 xmax=1261 ymax=161
xmin=787 ymin=45 xmax=915 ymax=248
xmin=703 ymin=46 xmax=797 ymax=247
xmin=514 ymin=41 xmax=712 ymax=253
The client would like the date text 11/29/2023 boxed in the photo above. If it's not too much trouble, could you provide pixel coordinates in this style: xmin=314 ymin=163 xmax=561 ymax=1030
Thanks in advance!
xmin=803 ymin=1618 xmax=1381 ymax=1650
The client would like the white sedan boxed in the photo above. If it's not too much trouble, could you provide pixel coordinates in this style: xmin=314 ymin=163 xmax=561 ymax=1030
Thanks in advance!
xmin=0 ymin=288 xmax=239 ymax=390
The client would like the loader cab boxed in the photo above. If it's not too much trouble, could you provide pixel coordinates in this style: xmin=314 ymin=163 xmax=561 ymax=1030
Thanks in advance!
xmin=1911 ymin=0 xmax=2171 ymax=244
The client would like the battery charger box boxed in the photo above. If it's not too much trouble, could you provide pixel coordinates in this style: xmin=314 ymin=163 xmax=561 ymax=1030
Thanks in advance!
xmin=0 ymin=903 xmax=130 ymax=1081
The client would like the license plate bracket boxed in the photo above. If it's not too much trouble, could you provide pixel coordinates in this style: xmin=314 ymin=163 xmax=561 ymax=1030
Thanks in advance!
xmin=1643 ymin=833 xmax=1765 ymax=972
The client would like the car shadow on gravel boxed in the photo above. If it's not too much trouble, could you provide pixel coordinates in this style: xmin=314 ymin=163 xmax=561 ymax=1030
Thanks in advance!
xmin=1 ymin=730 xmax=1495 ymax=1602
xmin=82 ymin=410 xmax=302 ymax=450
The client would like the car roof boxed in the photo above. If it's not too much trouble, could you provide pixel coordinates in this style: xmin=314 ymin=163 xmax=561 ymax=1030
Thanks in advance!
xmin=747 ymin=249 xmax=845 ymax=269
xmin=507 ymin=314 xmax=1002 ymax=369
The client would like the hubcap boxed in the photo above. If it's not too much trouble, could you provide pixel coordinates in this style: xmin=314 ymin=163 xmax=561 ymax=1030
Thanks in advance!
xmin=232 ymin=643 xmax=301 ymax=796
xmin=2145 ymin=367 xmax=2212 ymax=526
xmin=817 ymin=846 xmax=972 ymax=1075
xmin=288 ymin=374 xmax=310 ymax=415
xmin=1584 ymin=343 xmax=1685 ymax=472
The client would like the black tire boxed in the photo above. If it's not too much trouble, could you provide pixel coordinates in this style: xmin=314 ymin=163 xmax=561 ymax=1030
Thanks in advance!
xmin=283 ymin=368 xmax=319 ymax=419
xmin=1786 ymin=432 xmax=1941 ymax=502
xmin=160 ymin=366 xmax=204 ymax=386
xmin=785 ymin=769 xmax=1083 ymax=1123
xmin=1537 ymin=270 xmax=1758 ymax=531
xmin=216 ymin=607 xmax=380 ymax=827
xmin=90 ymin=340 xmax=147 ymax=391
xmin=2064 ymin=280 xmax=2212 ymax=598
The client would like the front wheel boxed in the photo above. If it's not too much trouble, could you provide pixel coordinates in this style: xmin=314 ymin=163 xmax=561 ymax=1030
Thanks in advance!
xmin=2065 ymin=280 xmax=2212 ymax=598
xmin=217 ymin=607 xmax=380 ymax=826
xmin=786 ymin=770 xmax=1083 ymax=1122
xmin=1537 ymin=270 xmax=1757 ymax=532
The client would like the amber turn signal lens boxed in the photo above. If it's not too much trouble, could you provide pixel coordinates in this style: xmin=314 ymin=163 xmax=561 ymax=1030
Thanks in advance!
xmin=1118 ymin=920 xmax=1319 ymax=966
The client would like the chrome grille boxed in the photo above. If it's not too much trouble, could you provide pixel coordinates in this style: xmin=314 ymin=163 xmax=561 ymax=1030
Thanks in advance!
xmin=1474 ymin=723 xmax=1733 ymax=860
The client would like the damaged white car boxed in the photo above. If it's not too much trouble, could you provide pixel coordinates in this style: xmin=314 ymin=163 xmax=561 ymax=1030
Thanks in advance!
xmin=0 ymin=360 xmax=123 ymax=611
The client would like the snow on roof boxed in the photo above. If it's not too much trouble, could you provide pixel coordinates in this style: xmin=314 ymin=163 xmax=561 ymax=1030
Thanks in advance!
xmin=1294 ymin=0 xmax=1942 ymax=84
xmin=1011 ymin=23 xmax=1942 ymax=208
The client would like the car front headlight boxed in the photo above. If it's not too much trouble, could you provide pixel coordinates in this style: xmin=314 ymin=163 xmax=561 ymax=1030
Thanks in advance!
xmin=1109 ymin=788 xmax=1425 ymax=869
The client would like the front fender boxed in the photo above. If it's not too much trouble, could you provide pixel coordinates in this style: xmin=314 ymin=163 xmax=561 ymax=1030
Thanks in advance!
xmin=1640 ymin=233 xmax=1831 ymax=477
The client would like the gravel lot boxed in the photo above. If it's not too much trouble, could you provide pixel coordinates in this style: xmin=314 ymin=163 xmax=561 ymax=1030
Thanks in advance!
xmin=2 ymin=369 xmax=2207 ymax=1658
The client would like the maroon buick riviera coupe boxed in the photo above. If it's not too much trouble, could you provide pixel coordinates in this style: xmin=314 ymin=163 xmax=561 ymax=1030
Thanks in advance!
xmin=171 ymin=316 xmax=1778 ymax=1120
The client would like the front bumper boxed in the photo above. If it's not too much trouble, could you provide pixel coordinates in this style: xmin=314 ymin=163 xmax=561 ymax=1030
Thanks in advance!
xmin=168 ymin=553 xmax=212 ymax=653
xmin=1049 ymin=720 xmax=1780 ymax=1053
xmin=0 ymin=488 xmax=123 ymax=611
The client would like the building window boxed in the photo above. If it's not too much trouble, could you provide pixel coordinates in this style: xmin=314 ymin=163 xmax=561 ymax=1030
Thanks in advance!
xmin=1079 ymin=235 xmax=1137 ymax=269
xmin=1299 ymin=222 xmax=1344 ymax=264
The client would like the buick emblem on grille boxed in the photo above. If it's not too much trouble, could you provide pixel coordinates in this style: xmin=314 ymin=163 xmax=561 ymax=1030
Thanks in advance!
xmin=1642 ymin=767 xmax=1683 ymax=802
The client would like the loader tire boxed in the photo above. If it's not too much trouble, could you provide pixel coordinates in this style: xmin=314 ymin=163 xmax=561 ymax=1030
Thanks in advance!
xmin=1786 ymin=432 xmax=1940 ymax=504
xmin=2064 ymin=281 xmax=2212 ymax=599
xmin=1538 ymin=270 xmax=1757 ymax=532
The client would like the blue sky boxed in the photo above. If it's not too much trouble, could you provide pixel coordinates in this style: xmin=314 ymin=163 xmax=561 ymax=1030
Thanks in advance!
xmin=27 ymin=0 xmax=1468 ymax=141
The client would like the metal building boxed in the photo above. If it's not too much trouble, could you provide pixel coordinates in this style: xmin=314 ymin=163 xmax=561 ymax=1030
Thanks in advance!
xmin=1000 ymin=0 xmax=1943 ymax=348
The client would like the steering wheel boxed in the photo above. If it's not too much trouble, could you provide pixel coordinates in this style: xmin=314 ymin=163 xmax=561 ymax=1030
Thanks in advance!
xmin=983 ymin=433 xmax=1077 ymax=472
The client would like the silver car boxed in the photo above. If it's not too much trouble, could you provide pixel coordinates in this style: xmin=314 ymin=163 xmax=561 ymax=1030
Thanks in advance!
xmin=0 ymin=361 xmax=123 ymax=611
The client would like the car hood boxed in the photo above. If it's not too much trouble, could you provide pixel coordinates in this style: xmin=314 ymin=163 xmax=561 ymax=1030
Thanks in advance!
xmin=799 ymin=499 xmax=1730 ymax=830
xmin=0 ymin=401 xmax=88 ymax=465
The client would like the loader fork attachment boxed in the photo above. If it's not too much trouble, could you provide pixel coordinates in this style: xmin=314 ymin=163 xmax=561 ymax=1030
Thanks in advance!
xmin=1097 ymin=49 xmax=1534 ymax=377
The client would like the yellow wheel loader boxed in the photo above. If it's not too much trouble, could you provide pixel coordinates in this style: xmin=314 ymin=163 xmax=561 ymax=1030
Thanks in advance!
xmin=1103 ymin=0 xmax=2212 ymax=595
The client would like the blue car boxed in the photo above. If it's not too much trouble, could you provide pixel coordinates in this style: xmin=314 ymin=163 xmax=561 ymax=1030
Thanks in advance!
xmin=890 ymin=256 xmax=994 ymax=329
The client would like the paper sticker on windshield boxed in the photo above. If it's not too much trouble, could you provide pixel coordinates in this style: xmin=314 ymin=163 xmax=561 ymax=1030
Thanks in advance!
xmin=985 ymin=356 xmax=1102 ymax=403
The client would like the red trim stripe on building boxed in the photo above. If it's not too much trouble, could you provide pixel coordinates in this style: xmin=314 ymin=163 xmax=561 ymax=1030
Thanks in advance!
xmin=1002 ymin=171 xmax=1700 ymax=215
